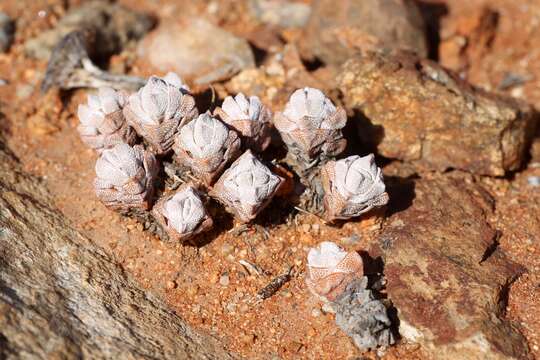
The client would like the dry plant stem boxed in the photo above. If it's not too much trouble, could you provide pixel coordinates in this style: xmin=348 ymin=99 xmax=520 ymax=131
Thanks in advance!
xmin=42 ymin=30 xmax=145 ymax=92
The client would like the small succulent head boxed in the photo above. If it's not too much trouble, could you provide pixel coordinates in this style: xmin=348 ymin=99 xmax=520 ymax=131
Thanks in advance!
xmin=152 ymin=184 xmax=213 ymax=242
xmin=214 ymin=93 xmax=272 ymax=152
xmin=321 ymin=154 xmax=389 ymax=222
xmin=274 ymin=87 xmax=347 ymax=163
xmin=94 ymin=143 xmax=159 ymax=210
xmin=77 ymin=87 xmax=136 ymax=152
xmin=173 ymin=112 xmax=241 ymax=185
xmin=124 ymin=72 xmax=198 ymax=155
xmin=210 ymin=150 xmax=284 ymax=223
xmin=306 ymin=241 xmax=363 ymax=302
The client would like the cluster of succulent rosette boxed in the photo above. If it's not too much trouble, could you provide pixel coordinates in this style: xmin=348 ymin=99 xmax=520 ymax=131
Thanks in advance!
xmin=78 ymin=71 xmax=389 ymax=243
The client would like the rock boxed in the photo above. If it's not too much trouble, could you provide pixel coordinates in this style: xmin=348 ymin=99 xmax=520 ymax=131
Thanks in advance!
xmin=138 ymin=19 xmax=255 ymax=85
xmin=24 ymin=0 xmax=154 ymax=60
xmin=0 ymin=142 xmax=234 ymax=359
xmin=249 ymin=0 xmax=311 ymax=28
xmin=302 ymin=0 xmax=427 ymax=66
xmin=0 ymin=12 xmax=14 ymax=53
xmin=376 ymin=176 xmax=530 ymax=359
xmin=339 ymin=52 xmax=536 ymax=176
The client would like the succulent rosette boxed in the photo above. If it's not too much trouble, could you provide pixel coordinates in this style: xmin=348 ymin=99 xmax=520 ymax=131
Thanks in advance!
xmin=124 ymin=72 xmax=198 ymax=155
xmin=152 ymin=184 xmax=213 ymax=242
xmin=306 ymin=241 xmax=364 ymax=302
xmin=94 ymin=143 xmax=159 ymax=210
xmin=173 ymin=112 xmax=241 ymax=186
xmin=77 ymin=87 xmax=136 ymax=152
xmin=210 ymin=150 xmax=284 ymax=222
xmin=274 ymin=87 xmax=347 ymax=164
xmin=321 ymin=154 xmax=388 ymax=222
xmin=214 ymin=93 xmax=272 ymax=153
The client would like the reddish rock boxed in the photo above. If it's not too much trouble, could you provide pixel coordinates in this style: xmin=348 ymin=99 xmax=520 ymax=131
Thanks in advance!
xmin=376 ymin=176 xmax=530 ymax=359
xmin=339 ymin=52 xmax=536 ymax=176
xmin=302 ymin=0 xmax=427 ymax=66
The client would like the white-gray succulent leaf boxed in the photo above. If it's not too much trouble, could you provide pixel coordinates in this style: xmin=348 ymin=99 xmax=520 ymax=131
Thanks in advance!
xmin=221 ymin=93 xmax=266 ymax=123
xmin=94 ymin=144 xmax=157 ymax=209
xmin=307 ymin=241 xmax=348 ymax=270
xmin=179 ymin=112 xmax=229 ymax=159
xmin=78 ymin=87 xmax=126 ymax=132
xmin=279 ymin=87 xmax=344 ymax=131
xmin=222 ymin=151 xmax=282 ymax=206
xmin=333 ymin=154 xmax=386 ymax=204
xmin=162 ymin=187 xmax=206 ymax=234
xmin=128 ymin=72 xmax=189 ymax=126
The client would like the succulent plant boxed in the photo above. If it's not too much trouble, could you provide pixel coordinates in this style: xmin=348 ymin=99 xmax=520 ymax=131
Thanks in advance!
xmin=173 ymin=112 xmax=241 ymax=186
xmin=214 ymin=93 xmax=273 ymax=153
xmin=210 ymin=150 xmax=284 ymax=223
xmin=321 ymin=154 xmax=388 ymax=222
xmin=77 ymin=87 xmax=136 ymax=152
xmin=306 ymin=241 xmax=363 ymax=302
xmin=94 ymin=143 xmax=159 ymax=210
xmin=334 ymin=277 xmax=396 ymax=350
xmin=124 ymin=72 xmax=198 ymax=155
xmin=152 ymin=184 xmax=213 ymax=242
xmin=274 ymin=87 xmax=347 ymax=167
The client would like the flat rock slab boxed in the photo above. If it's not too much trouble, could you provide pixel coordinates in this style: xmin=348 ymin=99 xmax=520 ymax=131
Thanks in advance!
xmin=302 ymin=0 xmax=427 ymax=66
xmin=339 ymin=52 xmax=536 ymax=176
xmin=377 ymin=176 xmax=529 ymax=359
xmin=138 ymin=19 xmax=255 ymax=85
xmin=0 ymin=145 xmax=235 ymax=359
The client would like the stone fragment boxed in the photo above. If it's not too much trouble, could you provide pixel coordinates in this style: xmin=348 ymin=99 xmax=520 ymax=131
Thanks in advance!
xmin=25 ymin=0 xmax=154 ymax=60
xmin=302 ymin=0 xmax=427 ymax=66
xmin=339 ymin=52 xmax=536 ymax=176
xmin=138 ymin=19 xmax=255 ymax=85
xmin=377 ymin=176 xmax=529 ymax=359
xmin=249 ymin=0 xmax=311 ymax=28
xmin=0 ymin=140 xmax=234 ymax=359
xmin=0 ymin=12 xmax=14 ymax=53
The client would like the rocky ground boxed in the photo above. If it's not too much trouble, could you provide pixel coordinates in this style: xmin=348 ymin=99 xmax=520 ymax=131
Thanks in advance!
xmin=0 ymin=0 xmax=539 ymax=359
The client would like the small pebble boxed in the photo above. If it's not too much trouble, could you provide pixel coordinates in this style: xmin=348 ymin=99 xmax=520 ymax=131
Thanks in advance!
xmin=221 ymin=243 xmax=234 ymax=256
xmin=311 ymin=308 xmax=322 ymax=317
xmin=166 ymin=280 xmax=176 ymax=289
xmin=527 ymin=176 xmax=540 ymax=187
xmin=220 ymin=273 xmax=230 ymax=286
xmin=321 ymin=302 xmax=336 ymax=314
xmin=340 ymin=234 xmax=360 ymax=245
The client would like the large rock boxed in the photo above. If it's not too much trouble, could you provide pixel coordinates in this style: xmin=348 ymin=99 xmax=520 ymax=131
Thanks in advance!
xmin=339 ymin=52 xmax=536 ymax=176
xmin=138 ymin=19 xmax=255 ymax=85
xmin=0 ymin=144 xmax=234 ymax=359
xmin=302 ymin=0 xmax=427 ymax=66
xmin=376 ymin=176 xmax=530 ymax=359
xmin=24 ymin=0 xmax=154 ymax=60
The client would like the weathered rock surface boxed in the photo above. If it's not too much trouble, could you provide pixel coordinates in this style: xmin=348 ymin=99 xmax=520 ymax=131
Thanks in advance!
xmin=376 ymin=176 xmax=530 ymax=359
xmin=0 ymin=144 xmax=234 ymax=359
xmin=24 ymin=0 xmax=154 ymax=60
xmin=138 ymin=19 xmax=255 ymax=85
xmin=302 ymin=0 xmax=427 ymax=66
xmin=339 ymin=52 xmax=536 ymax=176
xmin=249 ymin=0 xmax=311 ymax=28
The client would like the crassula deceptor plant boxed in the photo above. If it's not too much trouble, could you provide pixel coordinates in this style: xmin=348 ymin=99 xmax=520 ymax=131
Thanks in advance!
xmin=152 ymin=184 xmax=213 ymax=242
xmin=173 ymin=112 xmax=241 ymax=186
xmin=274 ymin=87 xmax=347 ymax=166
xmin=306 ymin=241 xmax=363 ymax=302
xmin=77 ymin=87 xmax=136 ymax=152
xmin=124 ymin=72 xmax=198 ymax=155
xmin=321 ymin=154 xmax=388 ymax=222
xmin=94 ymin=143 xmax=158 ymax=211
xmin=211 ymin=150 xmax=284 ymax=223
xmin=214 ymin=93 xmax=273 ymax=153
